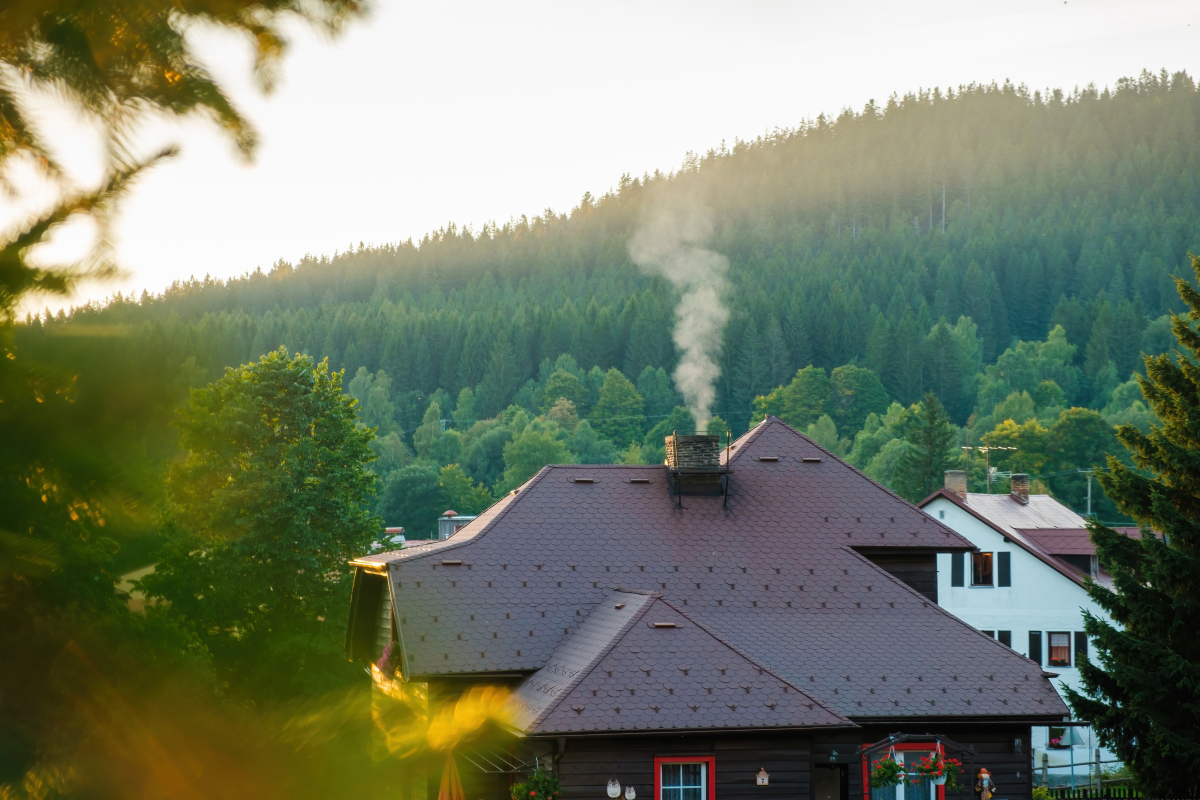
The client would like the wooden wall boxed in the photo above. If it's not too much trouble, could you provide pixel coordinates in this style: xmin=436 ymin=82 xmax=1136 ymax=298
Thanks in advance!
xmin=520 ymin=722 xmax=1035 ymax=800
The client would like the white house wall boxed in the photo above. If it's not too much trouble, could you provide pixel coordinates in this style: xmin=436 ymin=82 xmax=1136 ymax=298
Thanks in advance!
xmin=925 ymin=496 xmax=1117 ymax=773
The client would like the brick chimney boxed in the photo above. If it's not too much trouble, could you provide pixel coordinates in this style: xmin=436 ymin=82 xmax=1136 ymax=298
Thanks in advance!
xmin=944 ymin=470 xmax=968 ymax=500
xmin=665 ymin=434 xmax=721 ymax=469
xmin=1010 ymin=473 xmax=1030 ymax=505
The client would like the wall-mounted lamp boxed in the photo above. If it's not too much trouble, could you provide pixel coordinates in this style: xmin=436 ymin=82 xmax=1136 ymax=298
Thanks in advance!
xmin=829 ymin=750 xmax=838 ymax=764
xmin=607 ymin=777 xmax=621 ymax=799
xmin=1014 ymin=737 xmax=1023 ymax=754
xmin=624 ymin=786 xmax=636 ymax=800
xmin=756 ymin=768 xmax=769 ymax=786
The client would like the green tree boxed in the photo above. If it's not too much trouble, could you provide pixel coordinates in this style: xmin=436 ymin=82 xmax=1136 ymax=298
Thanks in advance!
xmin=142 ymin=348 xmax=377 ymax=699
xmin=499 ymin=427 xmax=572 ymax=491
xmin=412 ymin=401 xmax=444 ymax=460
xmin=636 ymin=366 xmax=679 ymax=421
xmin=453 ymin=387 xmax=477 ymax=427
xmin=1046 ymin=407 xmax=1121 ymax=513
xmin=438 ymin=464 xmax=494 ymax=515
xmin=752 ymin=366 xmax=830 ymax=429
xmin=893 ymin=394 xmax=956 ymax=501
xmin=378 ymin=461 xmax=442 ymax=538
xmin=1064 ymin=256 xmax=1200 ymax=797
xmin=590 ymin=368 xmax=646 ymax=447
xmin=641 ymin=406 xmax=697 ymax=465
xmin=542 ymin=369 xmax=589 ymax=413
xmin=828 ymin=364 xmax=889 ymax=435
xmin=569 ymin=420 xmax=620 ymax=465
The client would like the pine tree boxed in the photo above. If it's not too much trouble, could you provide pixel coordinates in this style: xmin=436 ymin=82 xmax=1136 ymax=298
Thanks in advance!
xmin=893 ymin=393 xmax=955 ymax=502
xmin=1064 ymin=256 xmax=1200 ymax=797
xmin=475 ymin=333 xmax=520 ymax=418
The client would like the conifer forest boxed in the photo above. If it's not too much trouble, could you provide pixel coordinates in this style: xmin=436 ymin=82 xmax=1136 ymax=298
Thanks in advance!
xmin=23 ymin=70 xmax=1198 ymax=537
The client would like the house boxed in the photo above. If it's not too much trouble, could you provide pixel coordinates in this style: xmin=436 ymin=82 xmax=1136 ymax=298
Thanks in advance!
xmin=917 ymin=472 xmax=1148 ymax=783
xmin=346 ymin=418 xmax=1069 ymax=800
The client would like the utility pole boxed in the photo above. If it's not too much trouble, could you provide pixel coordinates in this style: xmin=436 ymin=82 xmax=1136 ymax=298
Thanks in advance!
xmin=942 ymin=180 xmax=946 ymax=234
xmin=1080 ymin=468 xmax=1093 ymax=516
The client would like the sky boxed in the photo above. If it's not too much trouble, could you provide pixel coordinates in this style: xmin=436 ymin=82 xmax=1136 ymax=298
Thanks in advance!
xmin=15 ymin=0 xmax=1200 ymax=314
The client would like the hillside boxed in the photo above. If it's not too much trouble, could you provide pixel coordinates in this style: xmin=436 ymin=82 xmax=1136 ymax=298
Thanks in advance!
xmin=19 ymin=68 xmax=1200 ymax=534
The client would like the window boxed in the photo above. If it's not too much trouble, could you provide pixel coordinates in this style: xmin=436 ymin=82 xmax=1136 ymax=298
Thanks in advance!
xmin=972 ymin=552 xmax=993 ymax=586
xmin=1029 ymin=631 xmax=1043 ymax=665
xmin=1074 ymin=632 xmax=1088 ymax=665
xmin=950 ymin=552 xmax=964 ymax=587
xmin=998 ymin=630 xmax=1012 ymax=648
xmin=655 ymin=757 xmax=714 ymax=800
xmin=997 ymin=552 xmax=1011 ymax=587
xmin=1049 ymin=632 xmax=1071 ymax=667
xmin=981 ymin=630 xmax=995 ymax=638
xmin=938 ymin=509 xmax=945 ymax=519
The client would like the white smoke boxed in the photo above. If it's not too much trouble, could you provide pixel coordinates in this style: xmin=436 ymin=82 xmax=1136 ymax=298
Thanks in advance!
xmin=628 ymin=201 xmax=729 ymax=431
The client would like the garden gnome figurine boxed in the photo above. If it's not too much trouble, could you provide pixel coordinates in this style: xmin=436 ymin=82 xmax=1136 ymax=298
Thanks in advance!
xmin=974 ymin=768 xmax=993 ymax=800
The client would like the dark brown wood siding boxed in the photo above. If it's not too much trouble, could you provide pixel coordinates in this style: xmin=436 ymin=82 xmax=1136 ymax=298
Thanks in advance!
xmin=513 ymin=722 xmax=1035 ymax=800
xmin=861 ymin=553 xmax=938 ymax=603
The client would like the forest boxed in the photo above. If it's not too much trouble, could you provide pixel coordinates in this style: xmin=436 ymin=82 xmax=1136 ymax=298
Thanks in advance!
xmin=20 ymin=68 xmax=1198 ymax=541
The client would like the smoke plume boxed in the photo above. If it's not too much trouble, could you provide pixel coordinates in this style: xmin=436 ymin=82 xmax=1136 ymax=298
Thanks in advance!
xmin=628 ymin=201 xmax=729 ymax=430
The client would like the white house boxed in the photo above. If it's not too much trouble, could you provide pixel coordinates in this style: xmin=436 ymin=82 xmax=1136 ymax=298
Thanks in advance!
xmin=918 ymin=471 xmax=1145 ymax=786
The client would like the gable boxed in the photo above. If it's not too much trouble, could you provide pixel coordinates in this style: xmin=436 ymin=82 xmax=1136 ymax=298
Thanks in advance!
xmin=511 ymin=592 xmax=850 ymax=734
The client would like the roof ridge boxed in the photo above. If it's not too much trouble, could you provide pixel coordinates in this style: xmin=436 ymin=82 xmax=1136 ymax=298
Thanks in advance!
xmin=724 ymin=416 xmax=776 ymax=466
xmin=737 ymin=417 xmax=969 ymax=544
xmin=523 ymin=590 xmax=657 ymax=730
xmin=654 ymin=596 xmax=852 ymax=725
xmin=841 ymin=546 xmax=1054 ymax=678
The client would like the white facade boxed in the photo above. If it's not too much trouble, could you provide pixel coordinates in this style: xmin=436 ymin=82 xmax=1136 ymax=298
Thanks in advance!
xmin=923 ymin=491 xmax=1117 ymax=783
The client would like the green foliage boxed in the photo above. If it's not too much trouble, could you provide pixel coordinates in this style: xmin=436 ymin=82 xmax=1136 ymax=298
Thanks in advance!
xmin=379 ymin=461 xmax=442 ymax=537
xmin=1064 ymin=256 xmax=1200 ymax=798
xmin=438 ymin=465 xmax=494 ymax=516
xmin=511 ymin=768 xmax=561 ymax=800
xmin=499 ymin=425 xmax=572 ymax=492
xmin=641 ymin=407 xmax=698 ymax=465
xmin=542 ymin=369 xmax=589 ymax=413
xmin=590 ymin=368 xmax=646 ymax=446
xmin=141 ymin=348 xmax=376 ymax=700
xmin=893 ymin=394 xmax=956 ymax=501
xmin=828 ymin=365 xmax=889 ymax=435
xmin=753 ymin=366 xmax=830 ymax=429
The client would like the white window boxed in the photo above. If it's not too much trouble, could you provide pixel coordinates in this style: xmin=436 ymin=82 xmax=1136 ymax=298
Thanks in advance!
xmin=661 ymin=763 xmax=706 ymax=800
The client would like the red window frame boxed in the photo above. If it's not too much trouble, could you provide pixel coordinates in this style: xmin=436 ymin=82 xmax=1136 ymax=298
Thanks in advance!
xmin=861 ymin=743 xmax=946 ymax=800
xmin=655 ymin=756 xmax=716 ymax=800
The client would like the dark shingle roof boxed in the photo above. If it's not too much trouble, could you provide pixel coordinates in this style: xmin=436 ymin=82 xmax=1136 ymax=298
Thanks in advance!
xmin=510 ymin=589 xmax=852 ymax=734
xmin=372 ymin=417 xmax=1069 ymax=724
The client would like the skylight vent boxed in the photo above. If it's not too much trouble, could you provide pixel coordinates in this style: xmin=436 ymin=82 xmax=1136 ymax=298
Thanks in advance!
xmin=441 ymin=559 xmax=462 ymax=566
xmin=758 ymin=456 xmax=779 ymax=462
xmin=802 ymin=457 xmax=823 ymax=463
xmin=629 ymin=478 xmax=651 ymax=484
xmin=572 ymin=477 xmax=594 ymax=484
xmin=650 ymin=622 xmax=678 ymax=628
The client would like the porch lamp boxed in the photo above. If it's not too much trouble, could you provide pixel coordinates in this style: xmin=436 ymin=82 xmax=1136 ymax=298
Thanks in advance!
xmin=829 ymin=751 xmax=838 ymax=764
xmin=607 ymin=778 xmax=621 ymax=799
xmin=625 ymin=786 xmax=637 ymax=800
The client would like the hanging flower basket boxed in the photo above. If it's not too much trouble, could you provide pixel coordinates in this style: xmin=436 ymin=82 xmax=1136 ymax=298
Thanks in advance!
xmin=870 ymin=754 xmax=905 ymax=789
xmin=510 ymin=768 xmax=561 ymax=800
xmin=909 ymin=751 xmax=963 ymax=793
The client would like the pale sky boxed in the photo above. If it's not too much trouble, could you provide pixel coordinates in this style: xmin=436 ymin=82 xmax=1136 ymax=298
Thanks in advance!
xmin=17 ymin=0 xmax=1200 ymax=314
